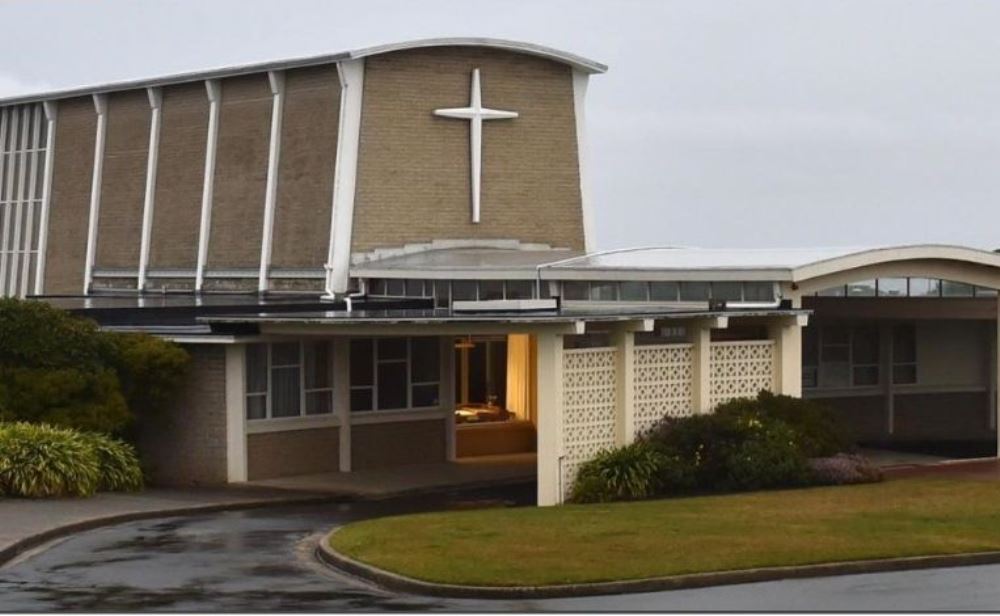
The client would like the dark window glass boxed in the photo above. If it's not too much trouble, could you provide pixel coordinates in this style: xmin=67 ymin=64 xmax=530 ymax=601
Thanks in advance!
xmin=505 ymin=280 xmax=534 ymax=299
xmin=405 ymin=279 xmax=425 ymax=297
xmin=619 ymin=281 xmax=648 ymax=301
xmin=942 ymin=280 xmax=974 ymax=297
xmin=350 ymin=339 xmax=373 ymax=386
xmin=590 ymin=282 xmax=618 ymax=301
xmin=271 ymin=342 xmax=299 ymax=366
xmin=246 ymin=396 xmax=267 ymax=420
xmin=305 ymin=391 xmax=332 ymax=415
xmin=452 ymin=280 xmax=477 ymax=301
xmin=433 ymin=281 xmax=450 ymax=308
xmin=378 ymin=337 xmax=407 ymax=361
xmin=893 ymin=364 xmax=917 ymax=385
xmin=368 ymin=278 xmax=386 ymax=295
xmin=877 ymin=278 xmax=907 ymax=297
xmin=562 ymin=281 xmax=588 ymax=300
xmin=802 ymin=327 xmax=819 ymax=367
xmin=893 ymin=324 xmax=916 ymax=363
xmin=847 ymin=280 xmax=876 ymax=297
xmin=245 ymin=344 xmax=268 ymax=395
xmin=649 ymin=281 xmax=678 ymax=301
xmin=303 ymin=341 xmax=331 ymax=389
xmin=852 ymin=327 xmax=880 ymax=365
xmin=479 ymin=280 xmax=504 ymax=300
xmin=412 ymin=383 xmax=440 ymax=408
xmin=411 ymin=337 xmax=440 ymax=383
xmin=679 ymin=281 xmax=710 ymax=301
xmin=377 ymin=362 xmax=407 ymax=409
xmin=712 ymin=282 xmax=743 ymax=301
xmin=743 ymin=282 xmax=775 ymax=302
xmin=350 ymin=388 xmax=372 ymax=412
xmin=852 ymin=366 xmax=879 ymax=386
xmin=385 ymin=278 xmax=405 ymax=296
xmin=271 ymin=367 xmax=301 ymax=417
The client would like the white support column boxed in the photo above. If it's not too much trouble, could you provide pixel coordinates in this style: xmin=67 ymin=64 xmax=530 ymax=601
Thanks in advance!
xmin=333 ymin=337 xmax=352 ymax=472
xmin=18 ymin=106 xmax=42 ymax=297
xmin=195 ymin=79 xmax=221 ymax=292
xmin=224 ymin=344 xmax=248 ymax=483
xmin=994 ymin=300 xmax=1000 ymax=457
xmin=324 ymin=59 xmax=365 ymax=297
xmin=258 ymin=71 xmax=285 ymax=293
xmin=83 ymin=93 xmax=108 ymax=294
xmin=989 ymin=319 xmax=997 ymax=433
xmin=768 ymin=314 xmax=807 ymax=398
xmin=33 ymin=100 xmax=57 ymax=296
xmin=440 ymin=335 xmax=457 ymax=461
xmin=611 ymin=319 xmax=653 ymax=445
xmin=137 ymin=87 xmax=162 ymax=292
xmin=536 ymin=330 xmax=565 ymax=506
xmin=691 ymin=317 xmax=727 ymax=414
xmin=0 ymin=107 xmax=18 ymax=295
xmin=572 ymin=69 xmax=596 ymax=253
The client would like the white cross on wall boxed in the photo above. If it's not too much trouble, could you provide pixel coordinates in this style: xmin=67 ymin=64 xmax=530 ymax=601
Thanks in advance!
xmin=434 ymin=68 xmax=518 ymax=223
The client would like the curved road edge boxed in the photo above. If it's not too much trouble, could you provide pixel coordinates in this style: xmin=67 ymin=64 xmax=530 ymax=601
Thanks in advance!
xmin=0 ymin=494 xmax=342 ymax=568
xmin=316 ymin=528 xmax=1000 ymax=600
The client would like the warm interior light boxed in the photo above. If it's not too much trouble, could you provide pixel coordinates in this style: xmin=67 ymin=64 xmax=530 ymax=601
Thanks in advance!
xmin=454 ymin=335 xmax=475 ymax=350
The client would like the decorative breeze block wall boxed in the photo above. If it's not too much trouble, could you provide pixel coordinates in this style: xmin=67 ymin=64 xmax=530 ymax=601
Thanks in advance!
xmin=633 ymin=344 xmax=695 ymax=435
xmin=709 ymin=340 xmax=775 ymax=408
xmin=561 ymin=347 xmax=618 ymax=498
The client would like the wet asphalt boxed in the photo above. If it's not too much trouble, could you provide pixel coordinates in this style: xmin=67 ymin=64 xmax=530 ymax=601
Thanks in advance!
xmin=3 ymin=484 xmax=1000 ymax=612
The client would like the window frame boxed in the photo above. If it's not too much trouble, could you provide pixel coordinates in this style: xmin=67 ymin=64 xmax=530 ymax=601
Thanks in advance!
xmin=244 ymin=341 xmax=335 ymax=421
xmin=349 ymin=336 xmax=442 ymax=413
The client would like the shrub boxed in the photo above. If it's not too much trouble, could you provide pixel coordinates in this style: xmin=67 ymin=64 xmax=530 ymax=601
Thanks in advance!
xmin=79 ymin=431 xmax=144 ymax=492
xmin=570 ymin=441 xmax=665 ymax=503
xmin=809 ymin=453 xmax=883 ymax=485
xmin=0 ymin=422 xmax=100 ymax=497
xmin=714 ymin=391 xmax=851 ymax=457
xmin=720 ymin=420 xmax=811 ymax=491
xmin=0 ymin=299 xmax=189 ymax=435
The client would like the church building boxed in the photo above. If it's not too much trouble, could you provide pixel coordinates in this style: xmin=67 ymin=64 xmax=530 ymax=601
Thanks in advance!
xmin=2 ymin=38 xmax=999 ymax=505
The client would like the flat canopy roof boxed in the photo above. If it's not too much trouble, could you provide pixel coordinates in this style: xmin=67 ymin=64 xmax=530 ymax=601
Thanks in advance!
xmin=351 ymin=247 xmax=581 ymax=280
xmin=0 ymin=37 xmax=608 ymax=107
xmin=201 ymin=306 xmax=806 ymax=328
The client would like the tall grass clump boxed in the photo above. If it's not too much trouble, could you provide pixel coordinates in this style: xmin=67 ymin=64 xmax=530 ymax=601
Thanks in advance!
xmin=79 ymin=431 xmax=144 ymax=492
xmin=0 ymin=422 xmax=101 ymax=497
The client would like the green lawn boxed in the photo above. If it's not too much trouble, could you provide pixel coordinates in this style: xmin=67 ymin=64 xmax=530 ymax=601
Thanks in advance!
xmin=329 ymin=478 xmax=1000 ymax=587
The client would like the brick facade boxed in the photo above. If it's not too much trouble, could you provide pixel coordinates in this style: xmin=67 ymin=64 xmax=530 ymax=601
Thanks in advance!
xmin=95 ymin=89 xmax=150 ymax=271
xmin=43 ymin=96 xmax=96 ymax=294
xmin=206 ymin=74 xmax=271 ymax=270
xmin=270 ymin=65 xmax=340 ymax=270
xmin=351 ymin=419 xmax=447 ymax=470
xmin=246 ymin=427 xmax=340 ymax=480
xmin=148 ymin=82 xmax=209 ymax=271
xmin=136 ymin=345 xmax=229 ymax=486
xmin=350 ymin=47 xmax=586 ymax=254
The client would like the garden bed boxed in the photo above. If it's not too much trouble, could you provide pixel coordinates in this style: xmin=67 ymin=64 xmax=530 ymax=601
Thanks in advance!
xmin=329 ymin=477 xmax=1000 ymax=587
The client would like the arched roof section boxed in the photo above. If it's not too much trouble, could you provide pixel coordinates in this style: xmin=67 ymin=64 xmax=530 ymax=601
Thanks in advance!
xmin=790 ymin=245 xmax=1000 ymax=294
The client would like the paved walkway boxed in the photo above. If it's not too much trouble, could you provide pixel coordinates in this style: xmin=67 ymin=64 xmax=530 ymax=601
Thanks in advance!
xmin=884 ymin=457 xmax=1000 ymax=481
xmin=247 ymin=453 xmax=537 ymax=495
xmin=0 ymin=485 xmax=329 ymax=564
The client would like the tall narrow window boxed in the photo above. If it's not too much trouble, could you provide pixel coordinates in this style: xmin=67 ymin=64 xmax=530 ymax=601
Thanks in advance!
xmin=802 ymin=327 xmax=819 ymax=388
xmin=892 ymin=324 xmax=917 ymax=384
xmin=851 ymin=326 xmax=880 ymax=386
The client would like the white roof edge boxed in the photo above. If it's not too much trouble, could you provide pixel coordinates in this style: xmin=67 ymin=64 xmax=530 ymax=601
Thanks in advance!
xmin=791 ymin=244 xmax=1000 ymax=282
xmin=0 ymin=37 xmax=607 ymax=107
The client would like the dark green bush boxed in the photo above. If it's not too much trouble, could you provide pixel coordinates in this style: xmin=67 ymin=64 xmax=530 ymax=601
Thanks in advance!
xmin=719 ymin=419 xmax=811 ymax=490
xmin=570 ymin=441 xmax=666 ymax=503
xmin=714 ymin=391 xmax=851 ymax=457
xmin=0 ymin=299 xmax=189 ymax=435
xmin=0 ymin=422 xmax=100 ymax=497
xmin=79 ymin=431 xmax=144 ymax=492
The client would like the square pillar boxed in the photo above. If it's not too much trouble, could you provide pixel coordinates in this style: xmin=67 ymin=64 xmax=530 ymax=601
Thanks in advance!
xmin=440 ymin=336 xmax=456 ymax=461
xmin=767 ymin=314 xmax=808 ymax=398
xmin=224 ymin=344 xmax=248 ymax=483
xmin=535 ymin=330 xmax=565 ymax=506
xmin=611 ymin=327 xmax=636 ymax=446
xmin=333 ymin=337 xmax=352 ymax=472
xmin=691 ymin=317 xmax=726 ymax=414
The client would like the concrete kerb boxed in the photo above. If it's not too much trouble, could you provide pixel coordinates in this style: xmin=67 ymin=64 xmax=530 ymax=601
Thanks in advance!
xmin=316 ymin=527 xmax=1000 ymax=600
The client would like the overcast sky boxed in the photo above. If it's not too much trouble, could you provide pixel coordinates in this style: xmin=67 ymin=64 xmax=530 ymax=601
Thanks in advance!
xmin=2 ymin=0 xmax=998 ymax=251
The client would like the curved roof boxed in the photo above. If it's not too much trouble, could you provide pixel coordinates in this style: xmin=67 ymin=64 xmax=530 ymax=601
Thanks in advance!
xmin=538 ymin=244 xmax=1000 ymax=282
xmin=0 ymin=37 xmax=607 ymax=107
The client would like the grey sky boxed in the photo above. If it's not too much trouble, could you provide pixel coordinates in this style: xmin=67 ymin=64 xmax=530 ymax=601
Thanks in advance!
xmin=2 ymin=0 xmax=998 ymax=251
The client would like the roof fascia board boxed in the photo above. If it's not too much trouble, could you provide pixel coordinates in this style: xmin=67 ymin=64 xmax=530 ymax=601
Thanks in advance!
xmin=0 ymin=38 xmax=606 ymax=107
xmin=792 ymin=245 xmax=1000 ymax=283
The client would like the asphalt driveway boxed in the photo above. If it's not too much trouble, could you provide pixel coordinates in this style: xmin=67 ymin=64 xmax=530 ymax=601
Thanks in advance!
xmin=3 ymin=483 xmax=1000 ymax=611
